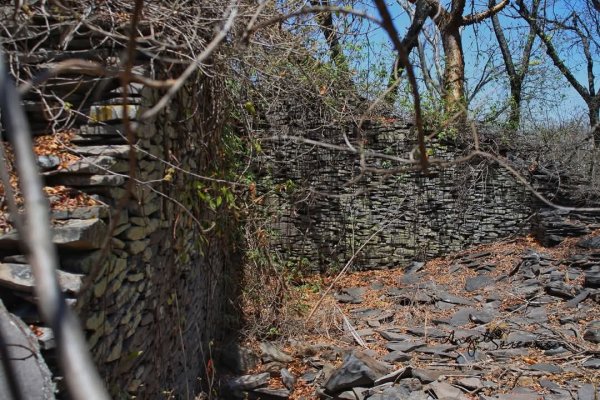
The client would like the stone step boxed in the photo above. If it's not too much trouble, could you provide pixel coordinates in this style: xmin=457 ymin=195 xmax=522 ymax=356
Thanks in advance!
xmin=0 ymin=263 xmax=83 ymax=294
xmin=0 ymin=218 xmax=108 ymax=250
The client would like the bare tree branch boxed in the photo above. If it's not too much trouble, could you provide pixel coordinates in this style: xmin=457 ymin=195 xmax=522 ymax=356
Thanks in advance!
xmin=373 ymin=0 xmax=428 ymax=170
xmin=463 ymin=0 xmax=509 ymax=26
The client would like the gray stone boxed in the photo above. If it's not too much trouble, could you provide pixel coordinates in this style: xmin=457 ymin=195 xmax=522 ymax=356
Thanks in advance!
xmin=79 ymin=123 xmax=134 ymax=137
xmin=385 ymin=341 xmax=425 ymax=353
xmin=382 ymin=351 xmax=412 ymax=363
xmin=0 ymin=218 xmax=108 ymax=250
xmin=280 ymin=368 xmax=295 ymax=390
xmin=37 ymin=154 xmax=60 ymax=171
xmin=583 ymin=320 xmax=600 ymax=344
xmin=584 ymin=268 xmax=600 ymax=288
xmin=577 ymin=383 xmax=597 ymax=400
xmin=378 ymin=330 xmax=415 ymax=342
xmin=51 ymin=205 xmax=109 ymax=220
xmin=527 ymin=363 xmax=563 ymax=373
xmin=465 ymin=274 xmax=493 ymax=292
xmin=249 ymin=387 xmax=290 ymax=399
xmin=456 ymin=377 xmax=482 ymax=391
xmin=367 ymin=385 xmax=411 ymax=400
xmin=577 ymin=236 xmax=600 ymax=249
xmin=414 ymin=344 xmax=456 ymax=356
xmin=226 ymin=372 xmax=270 ymax=391
xmin=582 ymin=358 xmax=600 ymax=369
xmin=0 ymin=263 xmax=83 ymax=294
xmin=0 ymin=300 xmax=55 ymax=399
xmin=324 ymin=351 xmax=389 ymax=394
xmin=449 ymin=308 xmax=477 ymax=327
xmin=373 ymin=367 xmax=412 ymax=385
xmin=524 ymin=307 xmax=548 ymax=323
xmin=456 ymin=350 xmax=486 ymax=365
xmin=427 ymin=381 xmax=468 ymax=400
xmin=505 ymin=332 xmax=538 ymax=346
xmin=545 ymin=282 xmax=577 ymax=299
xmin=259 ymin=342 xmax=293 ymax=363
xmin=435 ymin=292 xmax=475 ymax=306
xmin=411 ymin=369 xmax=463 ymax=383
xmin=46 ymin=174 xmax=126 ymax=187
xmin=335 ymin=287 xmax=366 ymax=304
xmin=71 ymin=145 xmax=132 ymax=158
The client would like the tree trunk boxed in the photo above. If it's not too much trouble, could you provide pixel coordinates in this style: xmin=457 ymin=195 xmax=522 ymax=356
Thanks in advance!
xmin=507 ymin=79 xmax=523 ymax=130
xmin=589 ymin=97 xmax=600 ymax=147
xmin=441 ymin=24 xmax=467 ymax=125
xmin=311 ymin=0 xmax=349 ymax=73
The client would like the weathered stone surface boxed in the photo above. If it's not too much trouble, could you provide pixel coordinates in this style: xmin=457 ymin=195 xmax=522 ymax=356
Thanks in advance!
xmin=577 ymin=236 xmax=600 ymax=249
xmin=226 ymin=372 xmax=270 ymax=391
xmin=46 ymin=173 xmax=126 ymax=187
xmin=71 ymin=145 xmax=132 ymax=158
xmin=428 ymin=381 xmax=468 ymax=400
xmin=0 ymin=300 xmax=55 ymax=399
xmin=385 ymin=341 xmax=425 ymax=353
xmin=0 ymin=218 xmax=108 ymax=250
xmin=0 ymin=263 xmax=83 ymax=294
xmin=583 ymin=320 xmax=600 ymax=344
xmin=260 ymin=342 xmax=293 ymax=363
xmin=324 ymin=351 xmax=389 ymax=394
xmin=465 ymin=274 xmax=493 ymax=292
xmin=37 ymin=154 xmax=60 ymax=171
xmin=51 ymin=205 xmax=109 ymax=220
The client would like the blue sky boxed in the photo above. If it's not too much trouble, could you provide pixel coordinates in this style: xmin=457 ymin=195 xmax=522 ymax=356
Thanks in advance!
xmin=329 ymin=0 xmax=598 ymax=126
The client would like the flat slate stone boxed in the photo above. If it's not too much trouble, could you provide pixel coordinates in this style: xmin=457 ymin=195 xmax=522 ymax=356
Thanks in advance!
xmin=527 ymin=363 xmax=563 ymax=373
xmin=382 ymin=351 xmax=412 ymax=363
xmin=259 ymin=342 xmax=293 ymax=363
xmin=45 ymin=173 xmax=126 ymax=187
xmin=0 ymin=263 xmax=83 ymax=294
xmin=51 ymin=205 xmax=109 ymax=220
xmin=577 ymin=383 xmax=597 ymax=400
xmin=577 ymin=236 xmax=600 ymax=249
xmin=435 ymin=292 xmax=475 ymax=306
xmin=378 ymin=330 xmax=415 ymax=341
xmin=582 ymin=320 xmax=600 ymax=344
xmin=449 ymin=308 xmax=473 ymax=327
xmin=414 ymin=344 xmax=456 ymax=356
xmin=582 ymin=358 xmax=600 ymax=369
xmin=249 ymin=387 xmax=290 ymax=399
xmin=0 ymin=218 xmax=108 ymax=250
xmin=428 ymin=381 xmax=467 ymax=400
xmin=70 ymin=145 xmax=132 ymax=158
xmin=226 ymin=372 xmax=270 ymax=391
xmin=386 ymin=341 xmax=425 ymax=353
xmin=324 ymin=351 xmax=389 ymax=394
xmin=465 ymin=274 xmax=493 ymax=292
xmin=412 ymin=369 xmax=465 ymax=383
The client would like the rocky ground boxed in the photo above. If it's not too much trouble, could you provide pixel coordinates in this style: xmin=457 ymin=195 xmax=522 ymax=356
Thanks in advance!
xmin=222 ymin=232 xmax=600 ymax=400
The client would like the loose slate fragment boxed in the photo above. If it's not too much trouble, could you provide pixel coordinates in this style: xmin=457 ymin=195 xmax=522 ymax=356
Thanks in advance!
xmin=324 ymin=351 xmax=389 ymax=394
xmin=226 ymin=372 xmax=270 ymax=391
xmin=465 ymin=274 xmax=493 ymax=292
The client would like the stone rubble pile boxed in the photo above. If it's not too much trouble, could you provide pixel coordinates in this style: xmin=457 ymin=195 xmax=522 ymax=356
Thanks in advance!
xmin=225 ymin=234 xmax=600 ymax=400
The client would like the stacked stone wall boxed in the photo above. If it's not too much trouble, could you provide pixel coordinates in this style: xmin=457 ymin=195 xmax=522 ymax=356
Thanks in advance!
xmin=0 ymin=17 xmax=240 ymax=398
xmin=260 ymin=114 xmax=532 ymax=271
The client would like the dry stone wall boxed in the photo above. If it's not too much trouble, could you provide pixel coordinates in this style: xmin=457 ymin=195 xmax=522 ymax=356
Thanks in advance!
xmin=260 ymin=113 xmax=532 ymax=272
xmin=0 ymin=23 xmax=241 ymax=399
